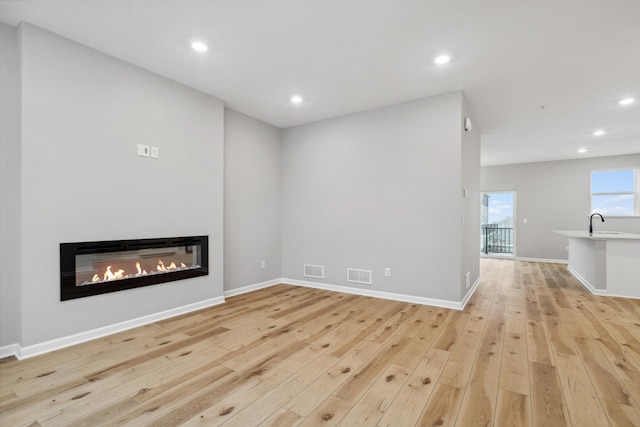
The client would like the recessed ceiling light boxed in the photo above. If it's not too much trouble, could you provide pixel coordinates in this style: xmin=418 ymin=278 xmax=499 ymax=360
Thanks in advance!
xmin=593 ymin=129 xmax=605 ymax=136
xmin=619 ymin=97 xmax=635 ymax=105
xmin=578 ymin=148 xmax=587 ymax=153
xmin=434 ymin=55 xmax=451 ymax=65
xmin=191 ymin=41 xmax=208 ymax=52
xmin=290 ymin=95 xmax=303 ymax=104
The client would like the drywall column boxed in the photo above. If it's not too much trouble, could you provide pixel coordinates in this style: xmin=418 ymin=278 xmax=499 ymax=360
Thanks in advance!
xmin=281 ymin=93 xmax=473 ymax=303
xmin=0 ymin=22 xmax=21 ymax=349
xmin=18 ymin=23 xmax=224 ymax=347
xmin=224 ymin=108 xmax=282 ymax=291
xmin=460 ymin=96 xmax=481 ymax=298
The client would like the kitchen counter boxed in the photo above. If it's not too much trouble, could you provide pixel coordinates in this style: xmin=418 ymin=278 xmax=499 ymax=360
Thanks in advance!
xmin=554 ymin=230 xmax=640 ymax=299
xmin=554 ymin=230 xmax=640 ymax=240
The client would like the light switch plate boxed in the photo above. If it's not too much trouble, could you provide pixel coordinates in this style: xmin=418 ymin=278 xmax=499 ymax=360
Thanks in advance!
xmin=137 ymin=144 xmax=150 ymax=157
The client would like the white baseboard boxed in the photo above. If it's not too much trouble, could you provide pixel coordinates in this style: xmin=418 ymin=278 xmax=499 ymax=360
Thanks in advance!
xmin=16 ymin=296 xmax=226 ymax=360
xmin=461 ymin=276 xmax=482 ymax=308
xmin=515 ymin=257 xmax=568 ymax=264
xmin=227 ymin=276 xmax=478 ymax=310
xmin=8 ymin=273 xmax=483 ymax=360
xmin=0 ymin=343 xmax=21 ymax=360
xmin=223 ymin=278 xmax=282 ymax=298
xmin=282 ymin=278 xmax=466 ymax=310
xmin=567 ymin=266 xmax=608 ymax=296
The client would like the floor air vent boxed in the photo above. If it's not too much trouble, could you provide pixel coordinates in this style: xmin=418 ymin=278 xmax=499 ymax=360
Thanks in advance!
xmin=347 ymin=268 xmax=372 ymax=285
xmin=304 ymin=264 xmax=325 ymax=279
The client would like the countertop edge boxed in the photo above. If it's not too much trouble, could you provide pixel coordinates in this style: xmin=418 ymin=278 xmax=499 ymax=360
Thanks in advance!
xmin=553 ymin=230 xmax=640 ymax=240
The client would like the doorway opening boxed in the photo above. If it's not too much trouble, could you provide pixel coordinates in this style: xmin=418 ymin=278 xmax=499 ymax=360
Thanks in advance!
xmin=481 ymin=191 xmax=515 ymax=258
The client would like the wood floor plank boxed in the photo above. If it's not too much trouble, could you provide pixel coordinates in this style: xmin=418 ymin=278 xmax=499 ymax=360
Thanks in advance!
xmin=410 ymin=308 xmax=452 ymax=351
xmin=432 ymin=311 xmax=470 ymax=352
xmin=554 ymin=353 xmax=610 ymax=427
xmin=529 ymin=361 xmax=571 ymax=426
xmin=602 ymin=400 xmax=640 ymax=427
xmin=327 ymin=300 xmax=407 ymax=358
xmin=500 ymin=332 xmax=531 ymax=396
xmin=455 ymin=312 xmax=505 ymax=426
xmin=258 ymin=408 xmax=303 ymax=427
xmin=336 ymin=363 xmax=410 ymax=426
xmin=395 ymin=305 xmax=437 ymax=339
xmin=284 ymin=340 xmax=381 ymax=417
xmin=495 ymin=388 xmax=531 ymax=427
xmin=573 ymin=337 xmax=636 ymax=407
xmin=39 ymin=346 xmax=227 ymax=424
xmin=218 ymin=353 xmax=340 ymax=427
xmin=297 ymin=395 xmax=352 ymax=427
xmin=415 ymin=382 xmax=464 ymax=427
xmin=437 ymin=324 xmax=482 ymax=390
xmin=526 ymin=320 xmax=555 ymax=366
xmin=4 ymin=260 xmax=640 ymax=426
xmin=333 ymin=336 xmax=410 ymax=402
xmin=142 ymin=340 xmax=311 ymax=426
xmin=179 ymin=367 xmax=293 ymax=426
xmin=544 ymin=315 xmax=577 ymax=356
xmin=377 ymin=348 xmax=449 ymax=427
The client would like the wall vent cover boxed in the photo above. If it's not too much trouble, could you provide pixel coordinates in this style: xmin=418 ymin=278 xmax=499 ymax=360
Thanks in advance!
xmin=347 ymin=268 xmax=372 ymax=285
xmin=304 ymin=264 xmax=325 ymax=279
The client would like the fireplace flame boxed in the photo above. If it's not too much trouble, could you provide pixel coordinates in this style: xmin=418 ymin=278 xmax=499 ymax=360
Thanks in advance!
xmin=80 ymin=258 xmax=201 ymax=286
xmin=103 ymin=266 xmax=125 ymax=281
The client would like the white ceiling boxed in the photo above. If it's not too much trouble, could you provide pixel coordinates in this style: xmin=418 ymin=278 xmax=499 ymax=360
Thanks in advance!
xmin=1 ymin=0 xmax=639 ymax=165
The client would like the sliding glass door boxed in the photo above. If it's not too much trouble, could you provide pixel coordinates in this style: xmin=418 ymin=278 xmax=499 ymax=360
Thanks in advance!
xmin=481 ymin=191 xmax=515 ymax=257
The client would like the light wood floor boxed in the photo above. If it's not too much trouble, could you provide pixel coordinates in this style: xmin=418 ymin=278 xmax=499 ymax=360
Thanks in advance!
xmin=2 ymin=259 xmax=640 ymax=426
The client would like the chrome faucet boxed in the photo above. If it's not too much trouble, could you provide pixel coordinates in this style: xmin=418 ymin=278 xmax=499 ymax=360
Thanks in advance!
xmin=589 ymin=213 xmax=605 ymax=235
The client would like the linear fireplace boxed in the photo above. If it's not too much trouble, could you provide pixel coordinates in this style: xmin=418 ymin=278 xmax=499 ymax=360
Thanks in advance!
xmin=60 ymin=236 xmax=208 ymax=301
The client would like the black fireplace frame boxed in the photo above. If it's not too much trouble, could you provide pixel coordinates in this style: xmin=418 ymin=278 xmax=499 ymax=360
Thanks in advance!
xmin=60 ymin=235 xmax=208 ymax=301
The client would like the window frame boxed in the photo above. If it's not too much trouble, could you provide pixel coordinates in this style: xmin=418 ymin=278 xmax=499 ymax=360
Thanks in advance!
xmin=590 ymin=167 xmax=640 ymax=217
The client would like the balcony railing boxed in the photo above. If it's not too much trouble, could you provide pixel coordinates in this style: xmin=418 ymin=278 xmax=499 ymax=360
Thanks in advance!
xmin=481 ymin=224 xmax=513 ymax=254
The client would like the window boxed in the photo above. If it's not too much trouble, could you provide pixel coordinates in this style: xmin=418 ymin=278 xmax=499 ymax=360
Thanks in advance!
xmin=591 ymin=168 xmax=639 ymax=216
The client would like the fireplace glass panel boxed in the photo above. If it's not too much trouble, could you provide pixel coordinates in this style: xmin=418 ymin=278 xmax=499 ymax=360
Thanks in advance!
xmin=75 ymin=245 xmax=202 ymax=286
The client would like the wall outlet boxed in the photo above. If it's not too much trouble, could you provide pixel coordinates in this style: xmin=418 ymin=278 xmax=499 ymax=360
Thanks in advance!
xmin=260 ymin=260 xmax=266 ymax=269
xmin=150 ymin=146 xmax=159 ymax=158
xmin=384 ymin=268 xmax=391 ymax=277
xmin=465 ymin=271 xmax=471 ymax=289
xmin=565 ymin=246 xmax=569 ymax=252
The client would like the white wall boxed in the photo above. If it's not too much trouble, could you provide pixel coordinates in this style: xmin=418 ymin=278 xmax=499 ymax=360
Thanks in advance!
xmin=4 ymin=22 xmax=483 ymax=352
xmin=460 ymin=98 xmax=481 ymax=297
xmin=0 ymin=22 xmax=21 ymax=348
xmin=18 ymin=23 xmax=224 ymax=346
xmin=482 ymin=154 xmax=640 ymax=261
xmin=281 ymin=93 xmax=478 ymax=303
xmin=224 ymin=108 xmax=282 ymax=290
